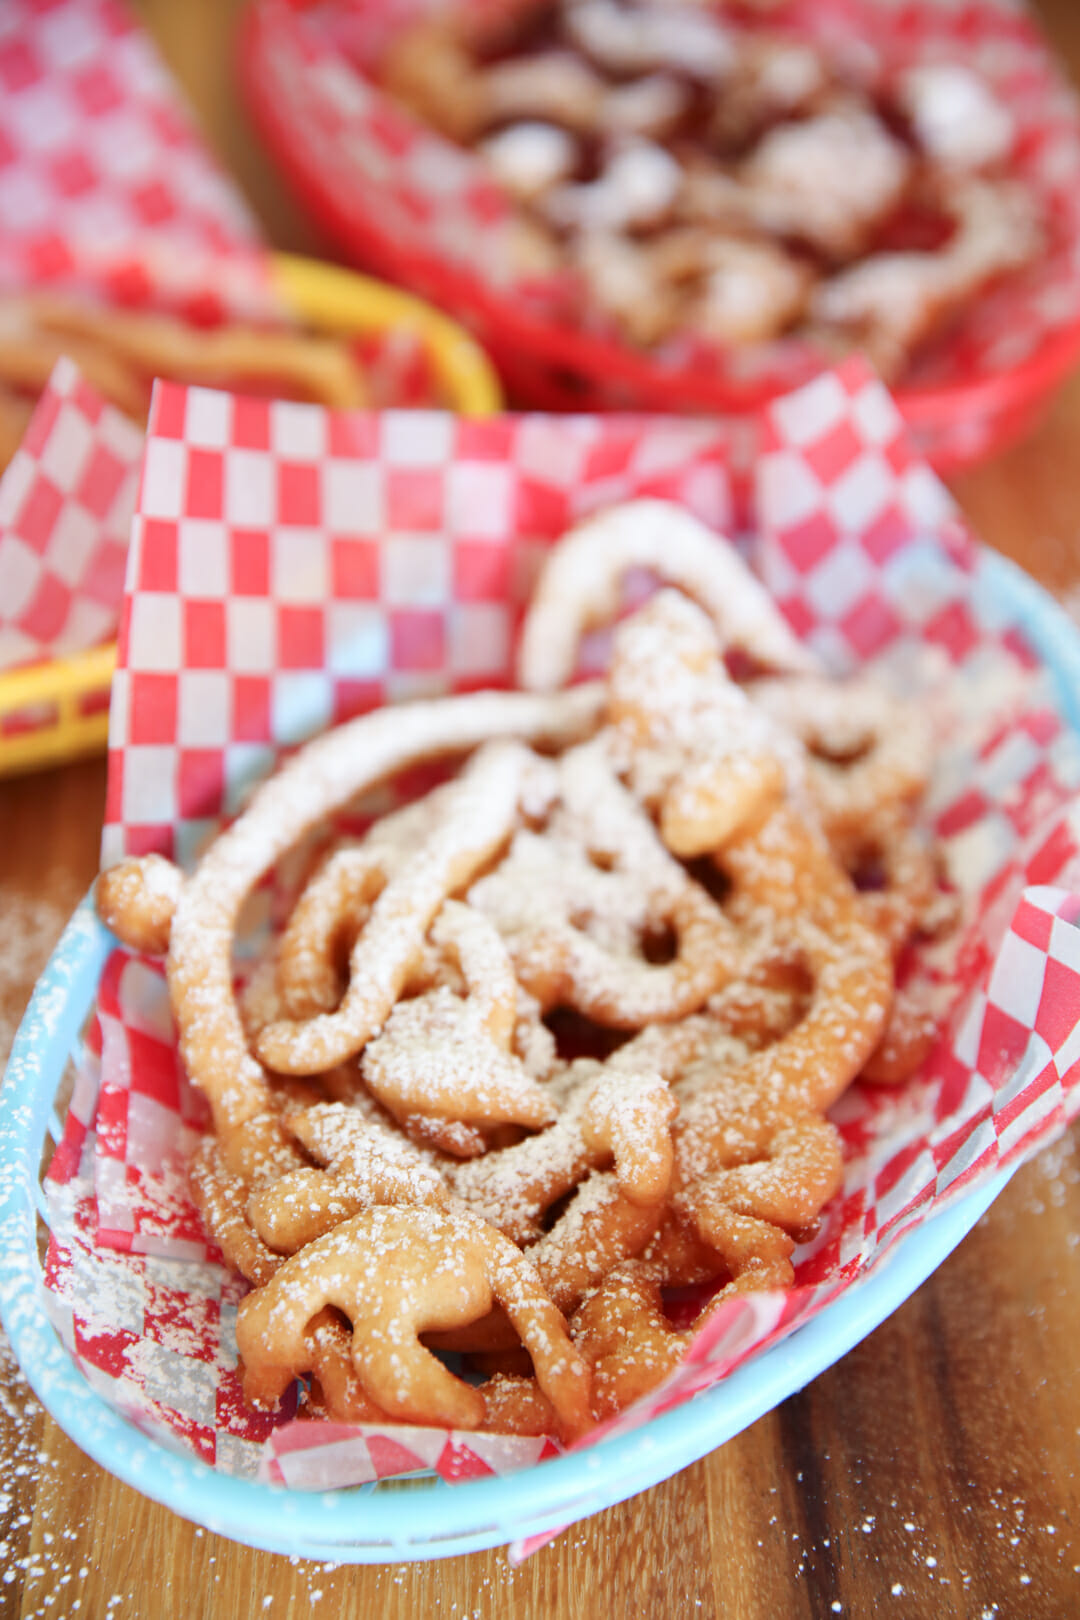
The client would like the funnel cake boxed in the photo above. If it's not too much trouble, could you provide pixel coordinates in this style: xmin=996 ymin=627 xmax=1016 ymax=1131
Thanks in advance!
xmin=97 ymin=498 xmax=954 ymax=1433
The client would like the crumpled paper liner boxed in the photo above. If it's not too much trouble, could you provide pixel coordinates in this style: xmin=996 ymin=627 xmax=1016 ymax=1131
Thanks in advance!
xmin=0 ymin=357 xmax=143 ymax=678
xmin=40 ymin=358 xmax=1080 ymax=1552
xmin=0 ymin=0 xmax=278 ymax=716
xmin=0 ymin=0 xmax=272 ymax=320
xmin=0 ymin=0 xmax=475 ymax=730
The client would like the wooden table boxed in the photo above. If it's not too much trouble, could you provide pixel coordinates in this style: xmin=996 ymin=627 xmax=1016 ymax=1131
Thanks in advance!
xmin=3 ymin=3 xmax=1080 ymax=1615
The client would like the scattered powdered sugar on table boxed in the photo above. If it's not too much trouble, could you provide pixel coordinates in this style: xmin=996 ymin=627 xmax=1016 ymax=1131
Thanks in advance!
xmin=0 ymin=887 xmax=71 ymax=1068
xmin=1 ymin=1312 xmax=363 ymax=1613
xmin=0 ymin=1328 xmax=51 ymax=1588
xmin=1021 ymin=1130 xmax=1080 ymax=1231
xmin=745 ymin=1441 xmax=1079 ymax=1611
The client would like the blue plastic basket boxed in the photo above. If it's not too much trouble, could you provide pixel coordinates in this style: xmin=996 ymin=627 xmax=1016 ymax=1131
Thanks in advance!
xmin=1 ymin=549 xmax=1078 ymax=1563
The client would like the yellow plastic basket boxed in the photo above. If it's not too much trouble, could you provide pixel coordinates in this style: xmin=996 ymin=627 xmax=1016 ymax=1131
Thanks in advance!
xmin=0 ymin=254 xmax=502 ymax=778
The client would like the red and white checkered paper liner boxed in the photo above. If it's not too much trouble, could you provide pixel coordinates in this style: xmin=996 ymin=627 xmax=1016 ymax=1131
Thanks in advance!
xmin=0 ymin=357 xmax=142 ymax=676
xmin=43 ymin=1110 xmax=291 ymax=1472
xmin=0 ymin=0 xmax=275 ymax=322
xmin=241 ymin=0 xmax=1080 ymax=421
xmin=40 ymin=358 xmax=1080 ymax=1527
xmin=0 ymin=0 xmax=278 ymax=697
xmin=0 ymin=344 xmax=470 ymax=691
xmin=0 ymin=0 xmax=475 ymax=731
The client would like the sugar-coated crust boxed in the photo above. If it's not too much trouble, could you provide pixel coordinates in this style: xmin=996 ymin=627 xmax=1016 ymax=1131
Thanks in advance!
xmin=97 ymin=497 xmax=958 ymax=1439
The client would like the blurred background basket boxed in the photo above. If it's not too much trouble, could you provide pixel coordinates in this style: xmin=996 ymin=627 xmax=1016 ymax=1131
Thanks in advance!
xmin=0 ymin=252 xmax=501 ymax=779
xmin=239 ymin=0 xmax=1080 ymax=471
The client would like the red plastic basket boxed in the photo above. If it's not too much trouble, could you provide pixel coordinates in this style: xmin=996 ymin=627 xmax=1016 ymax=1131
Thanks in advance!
xmin=239 ymin=0 xmax=1080 ymax=469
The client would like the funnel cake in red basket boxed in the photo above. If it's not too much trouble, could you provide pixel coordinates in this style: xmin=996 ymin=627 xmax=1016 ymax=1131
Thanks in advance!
xmin=379 ymin=0 xmax=1041 ymax=380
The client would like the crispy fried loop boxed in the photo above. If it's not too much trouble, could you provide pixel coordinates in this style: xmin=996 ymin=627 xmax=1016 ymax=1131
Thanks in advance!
xmin=571 ymin=1254 xmax=794 ymax=1419
xmin=254 ymin=742 xmax=536 ymax=1076
xmin=247 ymin=1101 xmax=449 ymax=1255
xmin=529 ymin=1170 xmax=663 ymax=1315
xmin=809 ymin=178 xmax=1041 ymax=382
xmin=301 ymin=1308 xmax=392 ymax=1423
xmin=471 ymin=740 xmax=737 ymax=1026
xmin=441 ymin=1070 xmax=581 ymax=1242
xmin=420 ymin=1305 xmax=522 ymax=1357
xmin=275 ymin=845 xmax=391 ymax=1021
xmin=749 ymin=675 xmax=932 ymax=846
xmin=836 ymin=812 xmax=957 ymax=1087
xmin=273 ymin=834 xmax=533 ymax=1153
xmin=95 ymin=854 xmax=183 ymax=956
xmin=360 ymin=900 xmax=554 ymax=1146
xmin=450 ymin=1063 xmax=676 ymax=1244
xmin=862 ymin=977 xmax=942 ymax=1085
xmin=165 ymin=686 xmax=601 ymax=1160
xmin=608 ymin=591 xmax=805 ymax=856
xmin=235 ymin=1206 xmax=593 ymax=1437
xmin=474 ymin=1373 xmax=562 ymax=1438
xmin=429 ymin=899 xmax=519 ymax=1049
xmin=570 ymin=1261 xmax=687 ymax=1418
xmin=395 ymin=1111 xmax=490 ymax=1160
xmin=463 ymin=1346 xmax=535 ymax=1380
xmin=316 ymin=1049 xmax=494 ymax=1162
xmin=380 ymin=14 xmax=489 ymax=143
xmin=581 ymin=1068 xmax=677 ymax=1206
xmin=837 ymin=812 xmax=942 ymax=958
xmin=606 ymin=1013 xmax=755 ymax=1083
xmin=189 ymin=1110 xmax=307 ymax=1286
xmin=512 ymin=985 xmax=560 ymax=1081
xmin=471 ymin=827 xmax=733 ymax=1025
xmin=705 ymin=955 xmax=813 ymax=1050
xmin=0 ymin=319 xmax=149 ymax=418
xmin=0 ymin=385 xmax=33 ymax=474
xmin=302 ymin=1311 xmax=561 ymax=1437
xmin=189 ymin=1136 xmax=283 ymax=1287
xmin=670 ymin=808 xmax=892 ymax=1181
xmin=27 ymin=295 xmax=370 ymax=411
xmin=361 ymin=984 xmax=555 ymax=1138
xmin=276 ymin=784 xmax=544 ymax=1022
xmin=639 ymin=1205 xmax=728 ymax=1287
xmin=517 ymin=499 xmax=818 ymax=692
xmin=675 ymin=1117 xmax=843 ymax=1264
xmin=271 ymin=782 xmax=486 ymax=1025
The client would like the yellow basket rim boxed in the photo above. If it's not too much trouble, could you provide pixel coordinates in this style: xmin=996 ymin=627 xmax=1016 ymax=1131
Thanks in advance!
xmin=0 ymin=253 xmax=503 ymax=777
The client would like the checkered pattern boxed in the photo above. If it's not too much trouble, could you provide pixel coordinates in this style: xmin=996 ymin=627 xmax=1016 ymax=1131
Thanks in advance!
xmin=0 ymin=0 xmax=289 ymax=745
xmin=44 ymin=1014 xmax=102 ymax=1189
xmin=244 ymin=0 xmax=517 ymax=287
xmin=757 ymin=358 xmax=987 ymax=670
xmin=93 ymin=948 xmax=215 ymax=1259
xmin=0 ymin=0 xmax=275 ymax=323
xmin=41 ymin=361 xmax=1080 ymax=1513
xmin=42 ymin=1173 xmax=280 ymax=1473
xmin=262 ymin=1419 xmax=560 ymax=1490
xmin=101 ymin=387 xmax=738 ymax=864
xmin=0 ymin=357 xmax=142 ymax=671
xmin=242 ymin=0 xmax=1080 ymax=450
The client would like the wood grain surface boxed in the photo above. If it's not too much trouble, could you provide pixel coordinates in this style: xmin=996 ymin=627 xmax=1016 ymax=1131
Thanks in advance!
xmin=3 ymin=3 xmax=1080 ymax=1616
